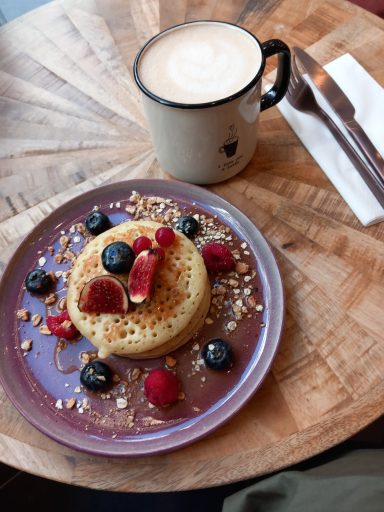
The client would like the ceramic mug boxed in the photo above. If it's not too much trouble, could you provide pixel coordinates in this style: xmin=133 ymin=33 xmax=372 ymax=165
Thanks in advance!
xmin=134 ymin=21 xmax=291 ymax=184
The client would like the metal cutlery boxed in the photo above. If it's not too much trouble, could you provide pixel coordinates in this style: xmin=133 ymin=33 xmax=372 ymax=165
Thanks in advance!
xmin=285 ymin=55 xmax=384 ymax=208
xmin=294 ymin=47 xmax=384 ymax=186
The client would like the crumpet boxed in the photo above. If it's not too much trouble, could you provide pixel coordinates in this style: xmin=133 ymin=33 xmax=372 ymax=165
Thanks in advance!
xmin=67 ymin=220 xmax=210 ymax=358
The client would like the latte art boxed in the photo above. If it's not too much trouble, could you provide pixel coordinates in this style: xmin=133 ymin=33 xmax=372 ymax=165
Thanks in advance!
xmin=138 ymin=23 xmax=262 ymax=104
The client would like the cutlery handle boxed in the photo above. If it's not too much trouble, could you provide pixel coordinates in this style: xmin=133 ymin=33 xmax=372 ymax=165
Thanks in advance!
xmin=318 ymin=110 xmax=384 ymax=208
xmin=346 ymin=122 xmax=384 ymax=184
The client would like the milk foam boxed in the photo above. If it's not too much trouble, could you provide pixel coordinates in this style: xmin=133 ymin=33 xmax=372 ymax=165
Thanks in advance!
xmin=138 ymin=23 xmax=262 ymax=104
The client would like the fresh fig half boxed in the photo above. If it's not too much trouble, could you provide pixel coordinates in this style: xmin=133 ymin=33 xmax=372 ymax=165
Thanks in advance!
xmin=128 ymin=249 xmax=160 ymax=304
xmin=78 ymin=275 xmax=129 ymax=314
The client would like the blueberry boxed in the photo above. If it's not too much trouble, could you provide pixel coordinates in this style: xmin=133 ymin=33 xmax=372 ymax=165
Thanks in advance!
xmin=202 ymin=339 xmax=233 ymax=370
xmin=175 ymin=216 xmax=199 ymax=238
xmin=102 ymin=241 xmax=135 ymax=274
xmin=85 ymin=211 xmax=111 ymax=235
xmin=25 ymin=269 xmax=52 ymax=294
xmin=80 ymin=361 xmax=112 ymax=391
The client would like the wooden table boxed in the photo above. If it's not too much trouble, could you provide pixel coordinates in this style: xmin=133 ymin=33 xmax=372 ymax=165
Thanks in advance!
xmin=1 ymin=0 xmax=384 ymax=493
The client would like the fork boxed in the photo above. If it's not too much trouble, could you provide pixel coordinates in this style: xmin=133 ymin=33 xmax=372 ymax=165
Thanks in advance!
xmin=286 ymin=55 xmax=384 ymax=208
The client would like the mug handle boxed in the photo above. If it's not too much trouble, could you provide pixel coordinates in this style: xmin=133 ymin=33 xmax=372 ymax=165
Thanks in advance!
xmin=260 ymin=39 xmax=291 ymax=112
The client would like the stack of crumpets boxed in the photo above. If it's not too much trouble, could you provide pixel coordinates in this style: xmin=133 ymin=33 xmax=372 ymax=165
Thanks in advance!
xmin=67 ymin=220 xmax=210 ymax=359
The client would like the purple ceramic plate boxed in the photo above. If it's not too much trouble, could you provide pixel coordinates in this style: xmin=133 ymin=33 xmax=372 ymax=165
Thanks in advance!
xmin=0 ymin=179 xmax=284 ymax=457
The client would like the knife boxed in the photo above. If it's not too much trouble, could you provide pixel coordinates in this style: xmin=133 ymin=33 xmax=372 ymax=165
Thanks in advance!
xmin=294 ymin=47 xmax=384 ymax=186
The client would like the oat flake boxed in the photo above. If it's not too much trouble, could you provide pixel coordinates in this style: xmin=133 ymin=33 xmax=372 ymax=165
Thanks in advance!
xmin=55 ymin=399 xmax=63 ymax=410
xmin=116 ymin=398 xmax=128 ymax=409
xmin=226 ymin=321 xmax=237 ymax=332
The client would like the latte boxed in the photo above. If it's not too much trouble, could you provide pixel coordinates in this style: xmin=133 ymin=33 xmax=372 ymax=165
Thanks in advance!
xmin=138 ymin=22 xmax=262 ymax=104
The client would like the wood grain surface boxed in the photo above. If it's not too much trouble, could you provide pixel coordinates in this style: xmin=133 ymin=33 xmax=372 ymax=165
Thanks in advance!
xmin=1 ymin=0 xmax=384 ymax=492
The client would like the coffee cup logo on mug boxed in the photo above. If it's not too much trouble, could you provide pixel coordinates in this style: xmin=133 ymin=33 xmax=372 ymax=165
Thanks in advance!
xmin=134 ymin=21 xmax=291 ymax=184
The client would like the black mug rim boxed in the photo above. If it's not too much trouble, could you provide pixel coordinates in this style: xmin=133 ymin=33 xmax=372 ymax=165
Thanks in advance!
xmin=133 ymin=20 xmax=266 ymax=110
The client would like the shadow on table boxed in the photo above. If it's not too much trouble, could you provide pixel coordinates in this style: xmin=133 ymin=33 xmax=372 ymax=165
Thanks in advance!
xmin=1 ymin=414 xmax=384 ymax=512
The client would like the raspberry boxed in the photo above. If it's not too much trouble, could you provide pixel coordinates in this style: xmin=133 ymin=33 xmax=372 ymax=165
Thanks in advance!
xmin=155 ymin=227 xmax=175 ymax=248
xmin=132 ymin=235 xmax=152 ymax=255
xmin=201 ymin=242 xmax=235 ymax=272
xmin=46 ymin=310 xmax=79 ymax=340
xmin=144 ymin=369 xmax=179 ymax=406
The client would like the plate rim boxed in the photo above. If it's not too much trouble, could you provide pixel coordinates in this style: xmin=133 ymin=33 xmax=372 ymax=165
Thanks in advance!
xmin=0 ymin=178 xmax=284 ymax=457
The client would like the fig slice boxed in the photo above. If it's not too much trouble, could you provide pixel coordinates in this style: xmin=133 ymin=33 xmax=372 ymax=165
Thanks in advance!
xmin=128 ymin=249 xmax=160 ymax=304
xmin=78 ymin=275 xmax=129 ymax=314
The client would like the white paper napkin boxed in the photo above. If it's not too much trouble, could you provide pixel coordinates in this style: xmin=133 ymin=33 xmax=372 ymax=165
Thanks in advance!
xmin=277 ymin=52 xmax=384 ymax=226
